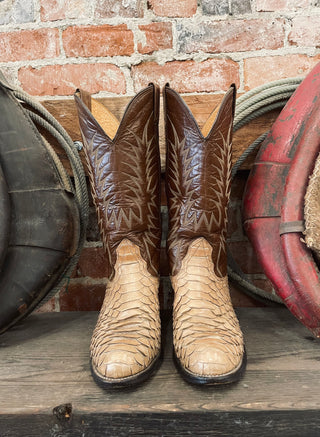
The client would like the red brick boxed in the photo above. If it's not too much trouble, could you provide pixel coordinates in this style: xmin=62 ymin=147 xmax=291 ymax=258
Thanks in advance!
xmin=132 ymin=59 xmax=240 ymax=93
xmin=0 ymin=28 xmax=59 ymax=62
xmin=178 ymin=19 xmax=285 ymax=54
xmin=256 ymin=0 xmax=309 ymax=11
xmin=75 ymin=246 xmax=108 ymax=279
xmin=40 ymin=0 xmax=88 ymax=21
xmin=95 ymin=0 xmax=143 ymax=18
xmin=244 ymin=54 xmax=320 ymax=90
xmin=149 ymin=0 xmax=197 ymax=17
xmin=18 ymin=63 xmax=126 ymax=96
xmin=289 ymin=17 xmax=320 ymax=48
xmin=63 ymin=24 xmax=134 ymax=58
xmin=138 ymin=22 xmax=173 ymax=54
xmin=59 ymin=280 xmax=106 ymax=311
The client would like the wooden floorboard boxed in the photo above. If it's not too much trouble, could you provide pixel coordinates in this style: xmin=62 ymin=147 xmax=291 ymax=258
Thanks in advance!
xmin=0 ymin=308 xmax=320 ymax=436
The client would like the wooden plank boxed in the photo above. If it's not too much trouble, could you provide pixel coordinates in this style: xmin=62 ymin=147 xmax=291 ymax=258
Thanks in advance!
xmin=0 ymin=308 xmax=320 ymax=435
xmin=1 ymin=410 xmax=320 ymax=437
xmin=41 ymin=95 xmax=281 ymax=174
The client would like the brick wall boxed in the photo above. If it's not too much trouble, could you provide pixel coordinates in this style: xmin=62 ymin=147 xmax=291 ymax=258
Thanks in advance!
xmin=1 ymin=0 xmax=319 ymax=312
xmin=1 ymin=0 xmax=320 ymax=97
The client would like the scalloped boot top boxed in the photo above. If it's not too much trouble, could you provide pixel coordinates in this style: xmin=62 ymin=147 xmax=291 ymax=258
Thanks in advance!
xmin=164 ymin=84 xmax=246 ymax=385
xmin=75 ymin=84 xmax=162 ymax=388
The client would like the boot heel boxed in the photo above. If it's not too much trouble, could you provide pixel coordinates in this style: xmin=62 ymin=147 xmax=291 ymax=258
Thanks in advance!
xmin=75 ymin=85 xmax=162 ymax=388
xmin=164 ymin=84 xmax=246 ymax=385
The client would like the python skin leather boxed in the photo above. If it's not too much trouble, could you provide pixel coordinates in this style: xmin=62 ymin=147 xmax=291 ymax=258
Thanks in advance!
xmin=164 ymin=84 xmax=245 ymax=383
xmin=91 ymin=239 xmax=161 ymax=381
xmin=75 ymin=84 xmax=161 ymax=386
xmin=172 ymin=238 xmax=244 ymax=378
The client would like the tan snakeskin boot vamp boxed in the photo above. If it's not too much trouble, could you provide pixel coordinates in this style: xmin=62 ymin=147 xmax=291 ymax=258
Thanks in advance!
xmin=91 ymin=239 xmax=160 ymax=381
xmin=165 ymin=84 xmax=246 ymax=385
xmin=172 ymin=238 xmax=243 ymax=379
xmin=75 ymin=84 xmax=162 ymax=388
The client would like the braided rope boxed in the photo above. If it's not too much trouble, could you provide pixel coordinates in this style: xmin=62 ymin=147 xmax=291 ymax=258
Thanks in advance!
xmin=234 ymin=85 xmax=298 ymax=121
xmin=9 ymin=78 xmax=306 ymax=306
xmin=234 ymin=101 xmax=289 ymax=131
xmin=235 ymin=77 xmax=301 ymax=105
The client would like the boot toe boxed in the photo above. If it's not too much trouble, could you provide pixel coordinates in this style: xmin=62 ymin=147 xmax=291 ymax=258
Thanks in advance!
xmin=186 ymin=344 xmax=243 ymax=378
xmin=92 ymin=350 xmax=147 ymax=380
xmin=175 ymin=341 xmax=246 ymax=385
xmin=91 ymin=346 xmax=160 ymax=387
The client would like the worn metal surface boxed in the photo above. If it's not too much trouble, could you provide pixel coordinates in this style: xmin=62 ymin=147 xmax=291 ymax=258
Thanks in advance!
xmin=0 ymin=75 xmax=80 ymax=333
xmin=243 ymin=62 xmax=320 ymax=336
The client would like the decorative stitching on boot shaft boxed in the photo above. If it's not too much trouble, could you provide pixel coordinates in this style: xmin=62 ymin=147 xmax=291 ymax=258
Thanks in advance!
xmin=75 ymin=85 xmax=161 ymax=280
xmin=164 ymin=85 xmax=235 ymax=277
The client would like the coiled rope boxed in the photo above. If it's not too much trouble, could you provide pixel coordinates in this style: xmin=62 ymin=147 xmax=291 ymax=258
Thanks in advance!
xmin=12 ymin=88 xmax=89 ymax=306
xmin=9 ymin=79 xmax=305 ymax=306
xmin=228 ymin=77 xmax=302 ymax=304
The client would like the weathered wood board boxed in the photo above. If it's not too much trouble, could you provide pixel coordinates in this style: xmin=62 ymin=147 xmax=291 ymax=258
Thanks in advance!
xmin=42 ymin=95 xmax=281 ymax=174
xmin=0 ymin=308 xmax=320 ymax=436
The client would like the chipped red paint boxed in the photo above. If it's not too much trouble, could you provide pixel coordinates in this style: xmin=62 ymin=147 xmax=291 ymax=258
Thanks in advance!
xmin=281 ymin=98 xmax=320 ymax=320
xmin=243 ymin=62 xmax=320 ymax=337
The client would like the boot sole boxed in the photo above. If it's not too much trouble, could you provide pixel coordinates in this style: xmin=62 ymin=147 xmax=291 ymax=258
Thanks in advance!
xmin=173 ymin=348 xmax=247 ymax=386
xmin=90 ymin=351 xmax=161 ymax=390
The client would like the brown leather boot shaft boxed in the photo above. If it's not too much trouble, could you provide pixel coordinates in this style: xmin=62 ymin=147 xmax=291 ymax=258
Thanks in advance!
xmin=74 ymin=85 xmax=162 ymax=387
xmin=75 ymin=84 xmax=161 ymax=280
xmin=165 ymin=85 xmax=245 ymax=385
xmin=164 ymin=84 xmax=236 ymax=277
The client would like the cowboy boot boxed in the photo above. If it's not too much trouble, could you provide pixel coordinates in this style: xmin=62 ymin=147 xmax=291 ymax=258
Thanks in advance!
xmin=164 ymin=84 xmax=246 ymax=385
xmin=74 ymin=84 xmax=161 ymax=388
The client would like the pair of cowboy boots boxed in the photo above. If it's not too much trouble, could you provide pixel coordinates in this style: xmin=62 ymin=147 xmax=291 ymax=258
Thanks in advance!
xmin=75 ymin=83 xmax=246 ymax=388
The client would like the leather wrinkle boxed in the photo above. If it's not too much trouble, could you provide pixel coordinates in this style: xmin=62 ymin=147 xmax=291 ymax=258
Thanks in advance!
xmin=74 ymin=85 xmax=162 ymax=384
xmin=75 ymin=84 xmax=161 ymax=280
xmin=0 ymin=76 xmax=80 ymax=334
xmin=165 ymin=86 xmax=234 ymax=277
xmin=165 ymin=84 xmax=245 ymax=381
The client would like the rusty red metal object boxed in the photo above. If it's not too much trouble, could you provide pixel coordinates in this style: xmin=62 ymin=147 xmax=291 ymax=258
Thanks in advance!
xmin=243 ymin=62 xmax=320 ymax=337
xmin=281 ymin=99 xmax=320 ymax=318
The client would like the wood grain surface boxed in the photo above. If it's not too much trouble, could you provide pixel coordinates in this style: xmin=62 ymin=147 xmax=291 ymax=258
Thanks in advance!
xmin=42 ymin=95 xmax=280 ymax=174
xmin=0 ymin=308 xmax=319 ymax=435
